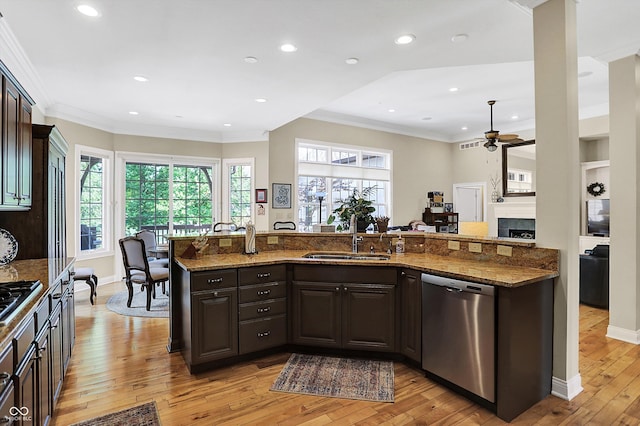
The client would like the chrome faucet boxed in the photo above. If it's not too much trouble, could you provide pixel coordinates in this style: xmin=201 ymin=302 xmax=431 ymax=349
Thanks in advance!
xmin=351 ymin=214 xmax=362 ymax=253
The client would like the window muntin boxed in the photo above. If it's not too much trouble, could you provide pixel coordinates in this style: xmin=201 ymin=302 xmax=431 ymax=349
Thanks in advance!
xmin=296 ymin=141 xmax=391 ymax=231
xmin=79 ymin=155 xmax=105 ymax=252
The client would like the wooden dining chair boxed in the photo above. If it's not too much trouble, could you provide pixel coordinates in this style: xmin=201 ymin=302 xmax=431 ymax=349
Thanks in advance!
xmin=119 ymin=236 xmax=169 ymax=310
xmin=135 ymin=229 xmax=169 ymax=268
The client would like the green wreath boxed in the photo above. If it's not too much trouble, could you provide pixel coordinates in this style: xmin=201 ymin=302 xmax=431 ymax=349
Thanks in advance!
xmin=587 ymin=182 xmax=606 ymax=197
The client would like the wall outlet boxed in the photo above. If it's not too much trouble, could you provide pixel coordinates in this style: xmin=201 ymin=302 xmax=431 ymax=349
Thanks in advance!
xmin=497 ymin=245 xmax=513 ymax=257
xmin=267 ymin=236 xmax=279 ymax=245
xmin=468 ymin=242 xmax=482 ymax=253
xmin=219 ymin=238 xmax=232 ymax=247
xmin=448 ymin=240 xmax=460 ymax=250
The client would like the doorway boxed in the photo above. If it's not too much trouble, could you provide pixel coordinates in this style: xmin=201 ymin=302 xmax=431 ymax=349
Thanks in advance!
xmin=453 ymin=182 xmax=486 ymax=222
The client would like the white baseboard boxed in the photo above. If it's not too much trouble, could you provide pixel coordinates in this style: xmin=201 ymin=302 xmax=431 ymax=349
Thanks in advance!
xmin=551 ymin=373 xmax=583 ymax=400
xmin=606 ymin=324 xmax=640 ymax=344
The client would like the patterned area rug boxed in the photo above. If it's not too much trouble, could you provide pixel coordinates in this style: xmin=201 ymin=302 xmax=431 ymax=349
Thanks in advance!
xmin=70 ymin=401 xmax=161 ymax=426
xmin=270 ymin=353 xmax=394 ymax=402
xmin=106 ymin=288 xmax=168 ymax=318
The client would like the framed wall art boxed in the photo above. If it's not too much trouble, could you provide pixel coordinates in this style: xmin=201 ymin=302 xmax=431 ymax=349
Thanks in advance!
xmin=256 ymin=188 xmax=268 ymax=203
xmin=272 ymin=183 xmax=292 ymax=209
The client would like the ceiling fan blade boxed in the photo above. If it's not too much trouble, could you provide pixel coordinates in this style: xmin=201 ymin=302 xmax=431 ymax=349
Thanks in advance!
xmin=497 ymin=134 xmax=520 ymax=141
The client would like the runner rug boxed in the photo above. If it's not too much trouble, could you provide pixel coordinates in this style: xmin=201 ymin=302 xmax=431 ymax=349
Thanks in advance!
xmin=270 ymin=353 xmax=394 ymax=402
xmin=70 ymin=401 xmax=161 ymax=426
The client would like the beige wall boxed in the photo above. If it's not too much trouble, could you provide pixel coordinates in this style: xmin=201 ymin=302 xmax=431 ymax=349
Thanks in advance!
xmin=269 ymin=117 xmax=452 ymax=227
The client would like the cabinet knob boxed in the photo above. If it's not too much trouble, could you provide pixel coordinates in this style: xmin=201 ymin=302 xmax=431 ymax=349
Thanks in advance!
xmin=401 ymin=271 xmax=406 ymax=276
xmin=335 ymin=287 xmax=340 ymax=292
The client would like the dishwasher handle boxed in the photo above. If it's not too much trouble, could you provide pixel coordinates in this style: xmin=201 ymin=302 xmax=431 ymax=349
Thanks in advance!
xmin=445 ymin=286 xmax=462 ymax=293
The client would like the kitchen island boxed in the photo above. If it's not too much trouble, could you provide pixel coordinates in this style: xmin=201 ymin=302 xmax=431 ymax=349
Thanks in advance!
xmin=167 ymin=231 xmax=558 ymax=422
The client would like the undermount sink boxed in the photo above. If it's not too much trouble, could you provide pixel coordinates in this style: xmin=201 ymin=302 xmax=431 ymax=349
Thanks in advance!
xmin=302 ymin=252 xmax=390 ymax=261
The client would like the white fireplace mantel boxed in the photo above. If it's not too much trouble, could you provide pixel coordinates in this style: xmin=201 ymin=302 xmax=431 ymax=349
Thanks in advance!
xmin=487 ymin=201 xmax=536 ymax=236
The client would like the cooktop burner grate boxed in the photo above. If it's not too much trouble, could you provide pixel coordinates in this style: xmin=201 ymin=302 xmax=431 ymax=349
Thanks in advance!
xmin=0 ymin=280 xmax=43 ymax=326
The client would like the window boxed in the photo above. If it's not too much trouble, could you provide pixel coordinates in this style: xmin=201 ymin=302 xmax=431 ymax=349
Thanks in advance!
xmin=77 ymin=145 xmax=113 ymax=257
xmin=506 ymin=168 xmax=533 ymax=193
xmin=222 ymin=158 xmax=254 ymax=228
xmin=296 ymin=140 xmax=391 ymax=231
xmin=117 ymin=153 xmax=218 ymax=243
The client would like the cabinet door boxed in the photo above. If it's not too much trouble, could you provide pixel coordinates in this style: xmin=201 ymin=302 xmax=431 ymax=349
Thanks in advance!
xmin=3 ymin=79 xmax=20 ymax=206
xmin=15 ymin=345 xmax=37 ymax=425
xmin=342 ymin=283 xmax=395 ymax=351
xmin=400 ymin=269 xmax=422 ymax=362
xmin=36 ymin=327 xmax=51 ymax=426
xmin=191 ymin=289 xmax=238 ymax=363
xmin=291 ymin=281 xmax=341 ymax=348
xmin=61 ymin=288 xmax=75 ymax=373
xmin=48 ymin=144 xmax=66 ymax=260
xmin=49 ymin=303 xmax=63 ymax=407
xmin=18 ymin=100 xmax=32 ymax=206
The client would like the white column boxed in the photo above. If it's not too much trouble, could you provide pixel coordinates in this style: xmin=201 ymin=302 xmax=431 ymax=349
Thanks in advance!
xmin=607 ymin=55 xmax=640 ymax=342
xmin=532 ymin=0 xmax=581 ymax=399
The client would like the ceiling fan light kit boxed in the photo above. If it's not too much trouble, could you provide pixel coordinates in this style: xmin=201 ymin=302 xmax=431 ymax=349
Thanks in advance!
xmin=483 ymin=100 xmax=520 ymax=151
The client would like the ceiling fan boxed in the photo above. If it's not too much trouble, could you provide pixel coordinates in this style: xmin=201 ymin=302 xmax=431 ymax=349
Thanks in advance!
xmin=483 ymin=100 xmax=521 ymax=152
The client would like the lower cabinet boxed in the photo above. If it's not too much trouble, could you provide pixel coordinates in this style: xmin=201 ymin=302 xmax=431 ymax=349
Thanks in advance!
xmin=191 ymin=289 xmax=238 ymax=363
xmin=36 ymin=326 xmax=52 ymax=426
xmin=49 ymin=303 xmax=64 ymax=409
xmin=291 ymin=265 xmax=397 ymax=352
xmin=399 ymin=269 xmax=422 ymax=363
xmin=15 ymin=344 xmax=37 ymax=425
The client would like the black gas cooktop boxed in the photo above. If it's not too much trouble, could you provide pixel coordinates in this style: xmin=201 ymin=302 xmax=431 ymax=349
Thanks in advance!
xmin=0 ymin=280 xmax=43 ymax=326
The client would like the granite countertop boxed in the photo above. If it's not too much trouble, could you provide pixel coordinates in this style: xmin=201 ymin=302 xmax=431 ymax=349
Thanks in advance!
xmin=174 ymin=250 xmax=558 ymax=287
xmin=0 ymin=258 xmax=74 ymax=351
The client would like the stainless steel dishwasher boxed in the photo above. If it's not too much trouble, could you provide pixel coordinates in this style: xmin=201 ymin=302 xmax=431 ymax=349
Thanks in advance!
xmin=421 ymin=273 xmax=495 ymax=402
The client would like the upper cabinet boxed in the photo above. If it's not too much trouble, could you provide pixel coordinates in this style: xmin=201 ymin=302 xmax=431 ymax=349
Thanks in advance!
xmin=1 ymin=62 xmax=34 ymax=210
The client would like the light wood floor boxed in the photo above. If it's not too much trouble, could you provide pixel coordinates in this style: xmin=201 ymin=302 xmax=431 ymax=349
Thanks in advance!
xmin=50 ymin=281 xmax=637 ymax=425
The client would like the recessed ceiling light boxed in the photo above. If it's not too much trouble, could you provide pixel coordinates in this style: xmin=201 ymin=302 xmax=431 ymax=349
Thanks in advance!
xmin=394 ymin=34 xmax=415 ymax=45
xmin=345 ymin=58 xmax=359 ymax=65
xmin=449 ymin=87 xmax=459 ymax=92
xmin=223 ymin=123 xmax=232 ymax=127
xmin=133 ymin=76 xmax=148 ymax=82
xmin=244 ymin=56 xmax=258 ymax=64
xmin=451 ymin=34 xmax=469 ymax=43
xmin=422 ymin=117 xmax=432 ymax=121
xmin=280 ymin=43 xmax=297 ymax=53
xmin=511 ymin=115 xmax=519 ymax=120
xmin=129 ymin=111 xmax=139 ymax=115
xmin=255 ymin=98 xmax=267 ymax=103
xmin=388 ymin=108 xmax=396 ymax=113
xmin=461 ymin=126 xmax=468 ymax=130
xmin=175 ymin=115 xmax=183 ymax=118
xmin=76 ymin=4 xmax=99 ymax=17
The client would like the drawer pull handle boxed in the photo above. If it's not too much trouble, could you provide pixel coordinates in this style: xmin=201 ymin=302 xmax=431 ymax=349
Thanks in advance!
xmin=208 ymin=277 xmax=224 ymax=284
xmin=0 ymin=372 xmax=9 ymax=387
xmin=0 ymin=415 xmax=11 ymax=424
xmin=257 ymin=272 xmax=271 ymax=278
xmin=257 ymin=289 xmax=271 ymax=296
xmin=257 ymin=331 xmax=271 ymax=338
xmin=257 ymin=306 xmax=271 ymax=314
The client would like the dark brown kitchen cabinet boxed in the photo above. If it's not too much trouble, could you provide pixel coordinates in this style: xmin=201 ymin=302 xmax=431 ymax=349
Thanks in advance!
xmin=180 ymin=268 xmax=238 ymax=372
xmin=13 ymin=315 xmax=36 ymax=426
xmin=238 ymin=265 xmax=287 ymax=354
xmin=399 ymin=269 xmax=422 ymax=363
xmin=49 ymin=302 xmax=63 ymax=408
xmin=2 ymin=78 xmax=32 ymax=210
xmin=291 ymin=265 xmax=396 ymax=352
xmin=0 ymin=382 xmax=15 ymax=425
xmin=35 ymin=326 xmax=52 ymax=426
xmin=0 ymin=125 xmax=68 ymax=261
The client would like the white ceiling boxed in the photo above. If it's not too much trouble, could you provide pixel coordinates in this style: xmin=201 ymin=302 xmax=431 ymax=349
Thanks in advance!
xmin=0 ymin=0 xmax=638 ymax=143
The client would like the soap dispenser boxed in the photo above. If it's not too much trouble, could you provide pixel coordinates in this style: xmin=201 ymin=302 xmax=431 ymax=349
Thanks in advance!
xmin=396 ymin=235 xmax=405 ymax=254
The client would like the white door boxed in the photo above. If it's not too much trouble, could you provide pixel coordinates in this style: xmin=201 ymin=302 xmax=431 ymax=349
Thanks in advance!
xmin=453 ymin=184 xmax=485 ymax=222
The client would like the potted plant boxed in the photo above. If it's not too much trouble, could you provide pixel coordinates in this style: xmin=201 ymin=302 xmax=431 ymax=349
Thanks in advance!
xmin=375 ymin=216 xmax=390 ymax=233
xmin=327 ymin=187 xmax=376 ymax=232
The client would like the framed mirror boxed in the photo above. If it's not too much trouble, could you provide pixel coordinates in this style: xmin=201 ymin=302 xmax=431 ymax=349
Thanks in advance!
xmin=502 ymin=139 xmax=536 ymax=197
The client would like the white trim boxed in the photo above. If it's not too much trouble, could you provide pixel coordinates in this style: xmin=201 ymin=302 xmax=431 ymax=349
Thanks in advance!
xmin=75 ymin=145 xmax=114 ymax=260
xmin=551 ymin=374 xmax=583 ymax=400
xmin=221 ymin=158 xmax=255 ymax=225
xmin=606 ymin=324 xmax=640 ymax=344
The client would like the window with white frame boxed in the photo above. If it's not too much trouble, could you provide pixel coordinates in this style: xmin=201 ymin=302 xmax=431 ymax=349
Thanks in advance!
xmin=296 ymin=140 xmax=391 ymax=231
xmin=117 ymin=153 xmax=218 ymax=243
xmin=77 ymin=145 xmax=113 ymax=257
xmin=222 ymin=158 xmax=254 ymax=228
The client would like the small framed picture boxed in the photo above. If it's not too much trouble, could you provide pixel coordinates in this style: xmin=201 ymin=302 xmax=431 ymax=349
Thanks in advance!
xmin=256 ymin=188 xmax=268 ymax=204
xmin=444 ymin=203 xmax=454 ymax=213
xmin=272 ymin=183 xmax=292 ymax=209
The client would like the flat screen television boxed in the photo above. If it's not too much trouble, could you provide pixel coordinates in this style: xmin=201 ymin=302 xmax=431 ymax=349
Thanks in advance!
xmin=587 ymin=199 xmax=610 ymax=236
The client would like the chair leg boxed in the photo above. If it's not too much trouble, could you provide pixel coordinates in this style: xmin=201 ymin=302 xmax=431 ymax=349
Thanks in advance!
xmin=126 ymin=280 xmax=134 ymax=307
xmin=86 ymin=275 xmax=98 ymax=305
xmin=145 ymin=284 xmax=153 ymax=311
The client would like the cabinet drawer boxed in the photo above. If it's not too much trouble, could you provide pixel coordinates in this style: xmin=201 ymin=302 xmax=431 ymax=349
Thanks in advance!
xmin=190 ymin=269 xmax=237 ymax=292
xmin=13 ymin=315 xmax=34 ymax=367
xmin=239 ymin=298 xmax=286 ymax=321
xmin=238 ymin=282 xmax=286 ymax=304
xmin=238 ymin=265 xmax=286 ymax=285
xmin=239 ymin=315 xmax=286 ymax=354
xmin=35 ymin=297 xmax=50 ymax=334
